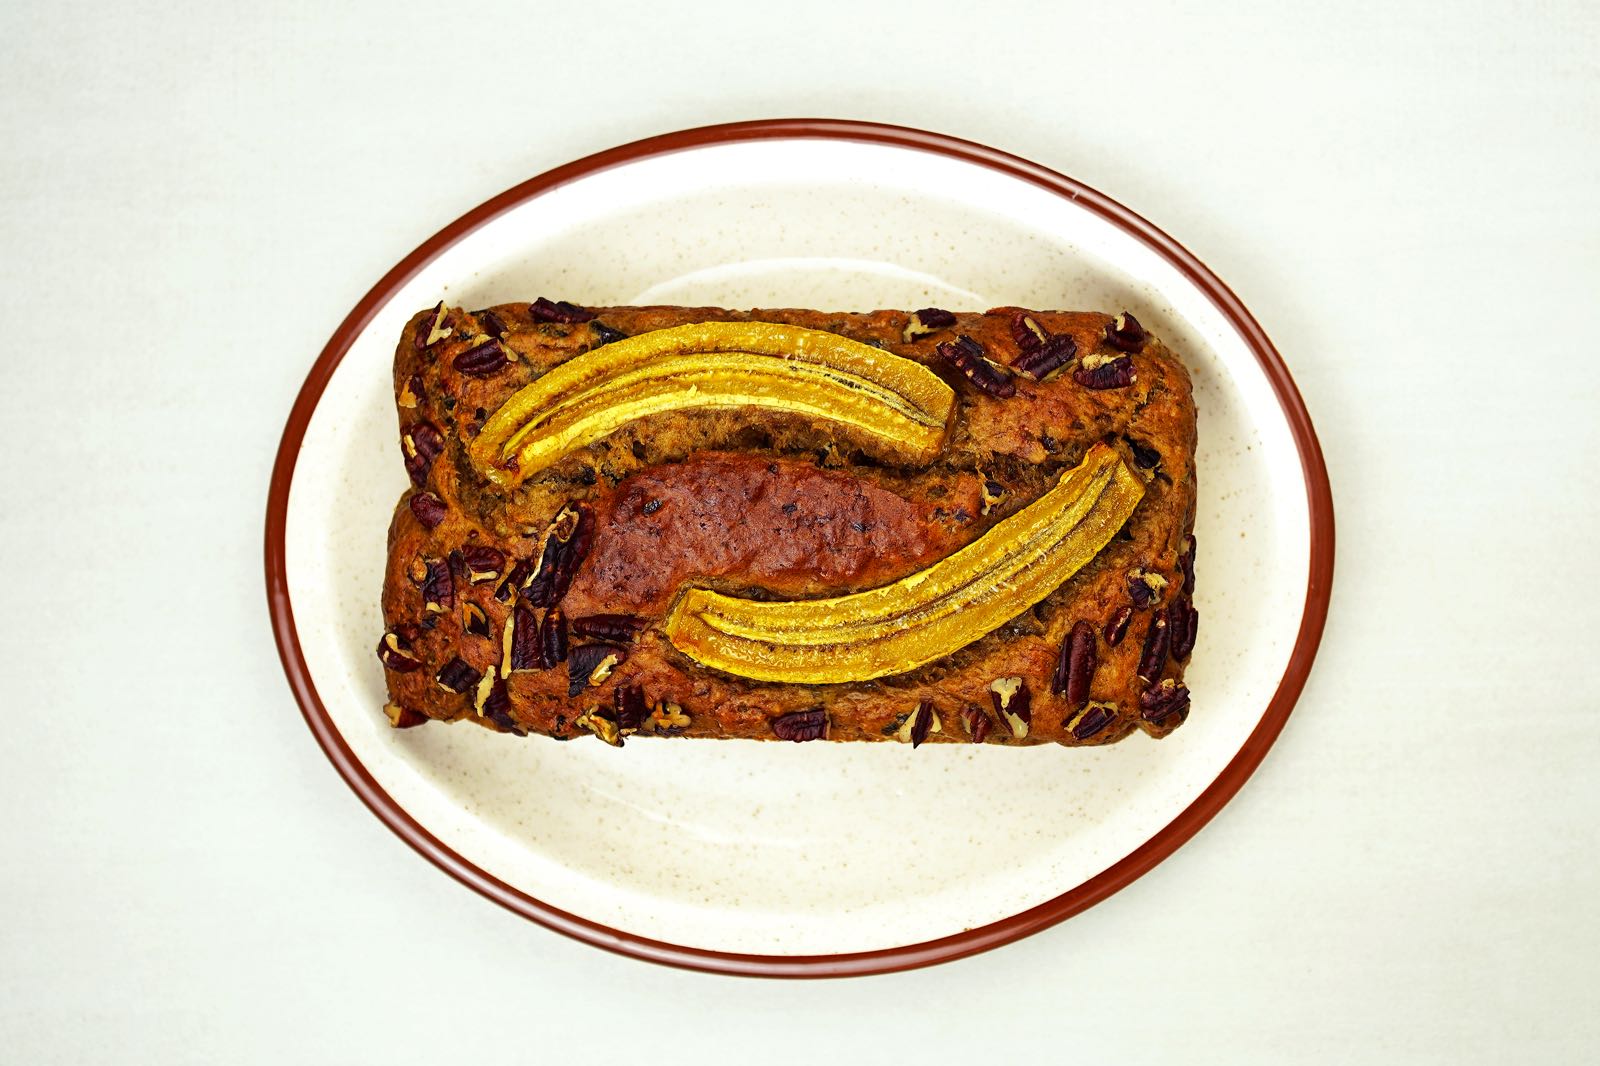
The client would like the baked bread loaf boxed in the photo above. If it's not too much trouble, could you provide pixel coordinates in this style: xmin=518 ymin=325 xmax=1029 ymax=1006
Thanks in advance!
xmin=379 ymin=300 xmax=1197 ymax=746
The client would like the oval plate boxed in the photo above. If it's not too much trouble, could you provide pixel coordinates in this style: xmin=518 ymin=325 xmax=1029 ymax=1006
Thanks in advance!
xmin=266 ymin=120 xmax=1334 ymax=977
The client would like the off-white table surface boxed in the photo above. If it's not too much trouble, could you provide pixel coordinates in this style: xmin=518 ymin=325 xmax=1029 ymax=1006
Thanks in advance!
xmin=3 ymin=1 xmax=1597 ymax=1062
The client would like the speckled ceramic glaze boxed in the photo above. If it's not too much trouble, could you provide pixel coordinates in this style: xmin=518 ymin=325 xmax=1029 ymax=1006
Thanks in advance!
xmin=272 ymin=125 xmax=1328 ymax=967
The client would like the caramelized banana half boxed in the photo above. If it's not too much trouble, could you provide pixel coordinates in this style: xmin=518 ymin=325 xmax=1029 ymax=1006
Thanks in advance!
xmin=663 ymin=443 xmax=1144 ymax=683
xmin=472 ymin=321 xmax=956 ymax=484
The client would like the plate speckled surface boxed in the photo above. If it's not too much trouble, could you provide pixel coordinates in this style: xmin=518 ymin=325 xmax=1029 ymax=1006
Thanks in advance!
xmin=266 ymin=120 xmax=1333 ymax=976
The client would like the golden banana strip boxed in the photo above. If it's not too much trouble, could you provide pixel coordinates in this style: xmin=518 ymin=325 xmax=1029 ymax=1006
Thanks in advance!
xmin=664 ymin=444 xmax=1145 ymax=683
xmin=472 ymin=321 xmax=956 ymax=484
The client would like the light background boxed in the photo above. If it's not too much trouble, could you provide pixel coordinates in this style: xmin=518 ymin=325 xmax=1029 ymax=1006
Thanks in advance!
xmin=2 ymin=1 xmax=1596 ymax=1062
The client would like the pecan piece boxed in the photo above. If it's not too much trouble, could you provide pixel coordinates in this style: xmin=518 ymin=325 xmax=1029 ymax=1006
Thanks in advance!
xmin=1010 ymin=312 xmax=1048 ymax=355
xmin=1171 ymin=597 xmax=1199 ymax=661
xmin=398 ymin=372 xmax=425 ymax=409
xmin=1052 ymin=620 xmax=1097 ymax=710
xmin=1126 ymin=568 xmax=1168 ymax=607
xmin=529 ymin=297 xmax=594 ymax=323
xmin=1105 ymin=312 xmax=1147 ymax=353
xmin=476 ymin=309 xmax=509 ymax=338
xmin=461 ymin=602 xmax=491 ymax=639
xmin=567 ymin=642 xmax=625 ymax=696
xmin=989 ymin=676 xmax=1031 ymax=739
xmin=435 ymin=656 xmax=481 ymax=694
xmin=1104 ymin=605 xmax=1134 ymax=648
xmin=1067 ymin=701 xmax=1117 ymax=741
xmin=645 ymin=700 xmax=691 ymax=734
xmin=508 ymin=605 xmax=541 ymax=671
xmin=453 ymin=338 xmax=510 ymax=377
xmin=523 ymin=503 xmax=593 ymax=607
xmin=570 ymin=614 xmax=643 ymax=642
xmin=771 ymin=708 xmax=828 ymax=742
xmin=936 ymin=334 xmax=1015 ymax=398
xmin=539 ymin=607 xmax=569 ymax=668
xmin=401 ymin=421 xmax=445 ymax=486
xmin=421 ymin=557 xmax=454 ymax=614
xmin=896 ymin=700 xmax=940 ymax=747
xmin=961 ymin=705 xmax=993 ymax=744
xmin=902 ymin=307 xmax=957 ymax=342
xmin=1178 ymin=534 xmax=1196 ymax=591
xmin=590 ymin=321 xmax=628 ymax=347
xmin=383 ymin=703 xmax=428 ymax=729
xmin=1138 ymin=609 xmax=1171 ymax=683
xmin=376 ymin=626 xmax=423 ymax=673
xmin=1140 ymin=679 xmax=1191 ymax=725
xmin=614 ymin=683 xmax=649 ymax=732
xmin=461 ymin=545 xmax=506 ymax=585
xmin=478 ymin=676 xmax=523 ymax=735
xmin=1013 ymin=333 xmax=1077 ymax=381
xmin=575 ymin=707 xmax=622 ymax=746
xmin=414 ymin=301 xmax=452 ymax=349
xmin=408 ymin=492 xmax=447 ymax=530
xmin=1073 ymin=353 xmax=1136 ymax=390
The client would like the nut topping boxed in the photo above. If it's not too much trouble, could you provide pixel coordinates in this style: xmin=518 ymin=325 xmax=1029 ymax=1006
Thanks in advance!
xmin=614 ymin=683 xmax=649 ymax=733
xmin=1012 ymin=333 xmax=1077 ymax=381
xmin=376 ymin=627 xmax=424 ymax=672
xmin=1052 ymin=620 xmax=1097 ymax=710
xmin=645 ymin=700 xmax=691 ymax=734
xmin=435 ymin=656 xmax=481 ymax=694
xmin=1137 ymin=609 xmax=1170 ymax=683
xmin=461 ymin=602 xmax=491 ymax=639
xmin=980 ymin=478 xmax=1006 ymax=516
xmin=401 ymin=421 xmax=445 ymax=486
xmin=770 ymin=708 xmax=828 ymax=742
xmin=1178 ymin=534 xmax=1196 ymax=591
xmin=1010 ymin=313 xmax=1049 ymax=355
xmin=461 ymin=545 xmax=506 ymax=585
xmin=408 ymin=492 xmax=447 ymax=530
xmin=476 ymin=309 xmax=509 ymax=338
xmin=1170 ymin=597 xmax=1199 ymax=661
xmin=421 ymin=557 xmax=454 ymax=614
xmin=1104 ymin=312 xmax=1147 ymax=352
xmin=1103 ymin=605 xmax=1134 ymax=648
xmin=1067 ymin=701 xmax=1117 ymax=740
xmin=1073 ymin=353 xmax=1136 ymax=390
xmin=528 ymin=297 xmax=594 ymax=323
xmin=575 ymin=707 xmax=622 ymax=746
xmin=539 ymin=607 xmax=568 ymax=668
xmin=398 ymin=372 xmax=425 ymax=409
xmin=896 ymin=700 xmax=941 ymax=747
xmin=902 ymin=307 xmax=957 ymax=342
xmin=936 ymin=334 xmax=1015 ymax=398
xmin=523 ymin=503 xmax=594 ymax=608
xmin=566 ymin=642 xmax=625 ymax=696
xmin=1126 ymin=568 xmax=1168 ymax=607
xmin=508 ymin=605 xmax=540 ymax=671
xmin=383 ymin=703 xmax=428 ymax=729
xmin=570 ymin=614 xmax=643 ymax=642
xmin=961 ymin=705 xmax=993 ymax=743
xmin=416 ymin=301 xmax=452 ymax=348
xmin=453 ymin=338 xmax=510 ymax=377
xmin=1140 ymin=679 xmax=1191 ymax=724
xmin=989 ymin=676 xmax=1031 ymax=739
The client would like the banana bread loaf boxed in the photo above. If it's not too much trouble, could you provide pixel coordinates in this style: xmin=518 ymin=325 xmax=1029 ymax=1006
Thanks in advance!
xmin=379 ymin=300 xmax=1197 ymax=746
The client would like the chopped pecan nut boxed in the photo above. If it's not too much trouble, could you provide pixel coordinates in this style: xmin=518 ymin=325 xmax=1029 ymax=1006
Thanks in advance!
xmin=461 ymin=545 xmax=506 ymax=585
xmin=961 ymin=705 xmax=993 ymax=743
xmin=421 ymin=557 xmax=454 ymax=614
xmin=1140 ymin=679 xmax=1190 ymax=724
xmin=1010 ymin=313 xmax=1049 ymax=355
xmin=614 ymin=683 xmax=649 ymax=732
xmin=453 ymin=338 xmax=510 ymax=377
xmin=1137 ymin=609 xmax=1171 ymax=683
xmin=398 ymin=372 xmax=425 ymax=409
xmin=896 ymin=700 xmax=941 ymax=747
xmin=570 ymin=614 xmax=643 ymax=642
xmin=1052 ymin=620 xmax=1097 ymax=710
xmin=567 ymin=642 xmax=625 ymax=696
xmin=1178 ymin=534 xmax=1196 ymax=591
xmin=989 ymin=676 xmax=1031 ymax=739
xmin=415 ymin=301 xmax=452 ymax=348
xmin=408 ymin=492 xmax=447 ymax=530
xmin=1103 ymin=605 xmax=1134 ymax=648
xmin=1067 ymin=701 xmax=1117 ymax=740
xmin=401 ymin=421 xmax=445 ymax=486
xmin=383 ymin=703 xmax=428 ymax=729
xmin=936 ymin=334 xmax=1015 ymax=398
xmin=1171 ymin=597 xmax=1199 ymax=661
xmin=1073 ymin=353 xmax=1136 ymax=390
xmin=1126 ymin=568 xmax=1168 ymax=607
xmin=771 ymin=708 xmax=828 ymax=742
xmin=575 ymin=706 xmax=622 ymax=746
xmin=1105 ymin=312 xmax=1147 ymax=353
xmin=645 ymin=700 xmax=691 ymax=734
xmin=902 ymin=307 xmax=957 ymax=342
xmin=524 ymin=503 xmax=593 ymax=607
xmin=539 ymin=607 xmax=568 ymax=668
xmin=529 ymin=297 xmax=594 ymax=323
xmin=376 ymin=627 xmax=423 ymax=672
xmin=461 ymin=602 xmax=491 ymax=639
xmin=1013 ymin=333 xmax=1077 ymax=381
xmin=508 ymin=605 xmax=541 ymax=671
xmin=476 ymin=309 xmax=509 ymax=338
xmin=435 ymin=656 xmax=481 ymax=694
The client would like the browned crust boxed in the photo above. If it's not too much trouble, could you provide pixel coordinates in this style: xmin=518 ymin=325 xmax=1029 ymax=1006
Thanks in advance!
xmin=381 ymin=303 xmax=1197 ymax=746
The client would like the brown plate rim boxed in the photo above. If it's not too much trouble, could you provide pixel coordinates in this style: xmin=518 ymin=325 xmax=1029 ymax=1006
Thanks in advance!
xmin=264 ymin=118 xmax=1335 ymax=978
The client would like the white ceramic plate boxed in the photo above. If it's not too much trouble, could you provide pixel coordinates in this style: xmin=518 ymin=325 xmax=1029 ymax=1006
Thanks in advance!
xmin=267 ymin=121 xmax=1333 ymax=976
